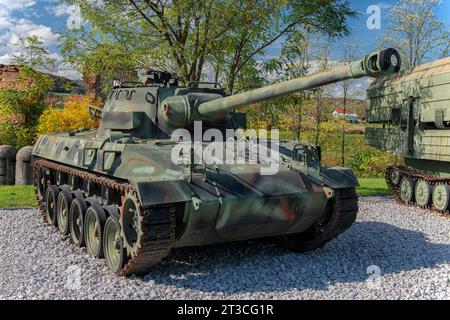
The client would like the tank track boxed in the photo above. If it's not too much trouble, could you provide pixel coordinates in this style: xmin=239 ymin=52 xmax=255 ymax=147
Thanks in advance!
xmin=385 ymin=165 xmax=450 ymax=215
xmin=281 ymin=188 xmax=358 ymax=252
xmin=33 ymin=159 xmax=175 ymax=276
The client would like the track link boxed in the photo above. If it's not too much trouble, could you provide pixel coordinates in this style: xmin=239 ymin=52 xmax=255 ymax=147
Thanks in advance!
xmin=281 ymin=188 xmax=358 ymax=252
xmin=34 ymin=159 xmax=175 ymax=276
xmin=386 ymin=165 xmax=450 ymax=216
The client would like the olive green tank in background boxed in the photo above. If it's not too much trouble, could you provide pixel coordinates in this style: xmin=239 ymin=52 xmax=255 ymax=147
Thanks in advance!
xmin=32 ymin=48 xmax=401 ymax=275
xmin=365 ymin=57 xmax=450 ymax=212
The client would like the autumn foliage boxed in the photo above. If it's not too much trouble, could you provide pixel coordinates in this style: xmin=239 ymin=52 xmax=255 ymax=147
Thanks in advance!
xmin=37 ymin=95 xmax=101 ymax=135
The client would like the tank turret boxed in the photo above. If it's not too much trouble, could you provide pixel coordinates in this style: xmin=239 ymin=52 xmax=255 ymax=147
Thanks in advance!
xmin=95 ymin=48 xmax=400 ymax=138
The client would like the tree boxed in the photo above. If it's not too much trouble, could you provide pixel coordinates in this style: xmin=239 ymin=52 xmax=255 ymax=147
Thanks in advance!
xmin=378 ymin=0 xmax=450 ymax=68
xmin=59 ymin=28 xmax=139 ymax=100
xmin=0 ymin=67 xmax=53 ymax=148
xmin=13 ymin=36 xmax=57 ymax=73
xmin=210 ymin=0 xmax=357 ymax=93
xmin=263 ymin=30 xmax=313 ymax=140
xmin=37 ymin=95 xmax=101 ymax=135
xmin=63 ymin=0 xmax=356 ymax=92
xmin=338 ymin=41 xmax=361 ymax=165
xmin=310 ymin=35 xmax=333 ymax=145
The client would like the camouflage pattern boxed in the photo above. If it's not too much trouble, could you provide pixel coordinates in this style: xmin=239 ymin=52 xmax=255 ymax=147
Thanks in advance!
xmin=366 ymin=57 xmax=450 ymax=177
xmin=33 ymin=49 xmax=400 ymax=248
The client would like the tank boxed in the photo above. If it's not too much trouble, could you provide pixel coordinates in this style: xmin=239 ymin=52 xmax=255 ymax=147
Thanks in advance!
xmin=366 ymin=57 xmax=450 ymax=213
xmin=32 ymin=48 xmax=401 ymax=275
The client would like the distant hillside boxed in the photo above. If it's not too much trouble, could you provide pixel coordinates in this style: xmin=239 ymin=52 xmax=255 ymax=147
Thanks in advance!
xmin=324 ymin=97 xmax=367 ymax=119
xmin=48 ymin=74 xmax=86 ymax=95
xmin=0 ymin=64 xmax=85 ymax=95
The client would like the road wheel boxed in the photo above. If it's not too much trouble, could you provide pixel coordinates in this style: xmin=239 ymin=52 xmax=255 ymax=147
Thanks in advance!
xmin=415 ymin=179 xmax=431 ymax=207
xmin=389 ymin=169 xmax=401 ymax=186
xmin=69 ymin=196 xmax=87 ymax=247
xmin=45 ymin=185 xmax=59 ymax=226
xmin=56 ymin=189 xmax=73 ymax=235
xmin=84 ymin=203 xmax=107 ymax=258
xmin=103 ymin=216 xmax=126 ymax=273
xmin=399 ymin=177 xmax=414 ymax=203
xmin=432 ymin=183 xmax=450 ymax=211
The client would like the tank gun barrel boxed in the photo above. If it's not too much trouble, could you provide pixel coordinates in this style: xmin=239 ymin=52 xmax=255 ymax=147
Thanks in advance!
xmin=197 ymin=48 xmax=401 ymax=117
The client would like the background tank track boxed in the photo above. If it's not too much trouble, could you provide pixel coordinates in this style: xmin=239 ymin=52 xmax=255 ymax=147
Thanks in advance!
xmin=385 ymin=165 xmax=450 ymax=216
xmin=33 ymin=159 xmax=175 ymax=276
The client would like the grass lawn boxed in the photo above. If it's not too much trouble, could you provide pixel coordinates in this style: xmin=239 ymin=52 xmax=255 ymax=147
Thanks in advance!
xmin=356 ymin=178 xmax=389 ymax=197
xmin=0 ymin=185 xmax=37 ymax=208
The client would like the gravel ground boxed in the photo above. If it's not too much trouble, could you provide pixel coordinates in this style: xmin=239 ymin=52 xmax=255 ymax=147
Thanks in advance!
xmin=0 ymin=196 xmax=449 ymax=300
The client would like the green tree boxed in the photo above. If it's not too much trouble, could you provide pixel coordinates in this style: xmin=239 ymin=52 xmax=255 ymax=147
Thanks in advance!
xmin=60 ymin=28 xmax=138 ymax=99
xmin=13 ymin=35 xmax=57 ymax=73
xmin=0 ymin=67 xmax=52 ymax=148
xmin=378 ymin=0 xmax=450 ymax=68
xmin=62 ymin=0 xmax=356 ymax=92
xmin=338 ymin=41 xmax=361 ymax=165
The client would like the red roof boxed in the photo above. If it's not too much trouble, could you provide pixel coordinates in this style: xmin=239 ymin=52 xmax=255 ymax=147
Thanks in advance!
xmin=334 ymin=108 xmax=352 ymax=114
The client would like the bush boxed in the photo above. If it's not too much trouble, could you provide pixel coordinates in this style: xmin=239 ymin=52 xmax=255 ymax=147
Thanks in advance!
xmin=37 ymin=95 xmax=101 ymax=135
xmin=0 ymin=67 xmax=50 ymax=149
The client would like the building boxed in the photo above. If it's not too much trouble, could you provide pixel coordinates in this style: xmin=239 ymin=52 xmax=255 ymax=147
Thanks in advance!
xmin=332 ymin=108 xmax=360 ymax=123
xmin=0 ymin=64 xmax=28 ymax=90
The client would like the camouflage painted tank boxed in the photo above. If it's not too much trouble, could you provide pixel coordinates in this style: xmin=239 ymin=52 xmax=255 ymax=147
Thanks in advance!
xmin=366 ymin=57 xmax=450 ymax=214
xmin=33 ymin=48 xmax=401 ymax=275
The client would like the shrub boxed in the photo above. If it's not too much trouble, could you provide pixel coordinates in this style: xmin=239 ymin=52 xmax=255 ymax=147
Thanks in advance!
xmin=37 ymin=95 xmax=101 ymax=135
xmin=0 ymin=67 xmax=51 ymax=149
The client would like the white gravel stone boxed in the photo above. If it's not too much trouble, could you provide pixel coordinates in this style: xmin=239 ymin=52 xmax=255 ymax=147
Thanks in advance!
xmin=0 ymin=196 xmax=449 ymax=300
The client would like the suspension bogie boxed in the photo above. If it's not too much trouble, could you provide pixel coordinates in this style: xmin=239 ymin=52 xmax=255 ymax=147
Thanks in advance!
xmin=386 ymin=166 xmax=450 ymax=214
xmin=33 ymin=159 xmax=175 ymax=275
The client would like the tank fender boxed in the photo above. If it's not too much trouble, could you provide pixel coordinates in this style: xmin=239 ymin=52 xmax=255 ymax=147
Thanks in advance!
xmin=134 ymin=180 xmax=192 ymax=207
xmin=320 ymin=167 xmax=359 ymax=189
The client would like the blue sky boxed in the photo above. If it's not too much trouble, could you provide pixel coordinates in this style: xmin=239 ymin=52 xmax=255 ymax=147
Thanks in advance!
xmin=1 ymin=0 xmax=449 ymax=81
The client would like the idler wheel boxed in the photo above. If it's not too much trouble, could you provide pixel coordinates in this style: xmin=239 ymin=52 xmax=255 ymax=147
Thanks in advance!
xmin=56 ymin=189 xmax=73 ymax=235
xmin=45 ymin=185 xmax=59 ymax=226
xmin=432 ymin=184 xmax=450 ymax=211
xmin=69 ymin=194 xmax=87 ymax=247
xmin=104 ymin=216 xmax=126 ymax=273
xmin=120 ymin=193 xmax=143 ymax=258
xmin=399 ymin=177 xmax=415 ymax=203
xmin=415 ymin=179 xmax=431 ymax=207
xmin=84 ymin=203 xmax=106 ymax=258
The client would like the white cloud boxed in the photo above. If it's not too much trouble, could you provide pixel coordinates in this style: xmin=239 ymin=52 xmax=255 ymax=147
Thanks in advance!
xmin=0 ymin=0 xmax=36 ymax=10
xmin=0 ymin=2 xmax=59 ymax=70
xmin=0 ymin=18 xmax=58 ymax=54
xmin=46 ymin=4 xmax=70 ymax=17
xmin=46 ymin=4 xmax=83 ymax=30
xmin=378 ymin=2 xmax=393 ymax=10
